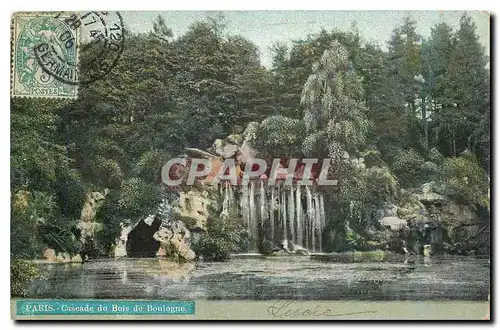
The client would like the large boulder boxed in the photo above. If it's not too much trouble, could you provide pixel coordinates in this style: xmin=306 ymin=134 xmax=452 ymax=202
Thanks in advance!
xmin=80 ymin=191 xmax=107 ymax=222
xmin=115 ymin=207 xmax=197 ymax=261
xmin=397 ymin=191 xmax=427 ymax=221
xmin=380 ymin=216 xmax=407 ymax=231
xmin=113 ymin=222 xmax=133 ymax=258
xmin=268 ymin=240 xmax=310 ymax=256
xmin=212 ymin=139 xmax=239 ymax=158
xmin=238 ymin=140 xmax=258 ymax=164
xmin=172 ymin=190 xmax=210 ymax=231
xmin=153 ymin=222 xmax=196 ymax=262
xmin=376 ymin=207 xmax=409 ymax=253
xmin=417 ymin=182 xmax=446 ymax=204
xmin=427 ymin=199 xmax=484 ymax=254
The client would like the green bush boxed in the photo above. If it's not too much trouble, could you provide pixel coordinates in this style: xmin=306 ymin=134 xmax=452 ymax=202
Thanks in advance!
xmin=118 ymin=177 xmax=160 ymax=218
xmin=192 ymin=213 xmax=244 ymax=262
xmin=11 ymin=260 xmax=43 ymax=297
xmin=54 ymin=169 xmax=87 ymax=220
xmin=11 ymin=191 xmax=56 ymax=259
xmin=133 ymin=150 xmax=171 ymax=183
xmin=441 ymin=152 xmax=489 ymax=208
xmin=323 ymin=162 xmax=398 ymax=252
xmin=38 ymin=217 xmax=80 ymax=256
xmin=94 ymin=156 xmax=123 ymax=189
xmin=364 ymin=166 xmax=399 ymax=201
xmin=392 ymin=148 xmax=425 ymax=187
xmin=253 ymin=115 xmax=306 ymax=158
xmin=420 ymin=161 xmax=441 ymax=182
xmin=428 ymin=147 xmax=445 ymax=164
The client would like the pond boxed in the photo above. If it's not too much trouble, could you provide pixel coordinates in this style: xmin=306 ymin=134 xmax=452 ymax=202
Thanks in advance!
xmin=27 ymin=255 xmax=490 ymax=301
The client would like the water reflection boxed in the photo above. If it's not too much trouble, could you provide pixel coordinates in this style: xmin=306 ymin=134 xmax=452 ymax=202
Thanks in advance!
xmin=27 ymin=256 xmax=489 ymax=301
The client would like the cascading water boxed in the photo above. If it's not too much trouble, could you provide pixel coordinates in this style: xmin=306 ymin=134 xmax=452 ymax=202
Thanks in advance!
xmin=249 ymin=181 xmax=257 ymax=243
xmin=306 ymin=186 xmax=315 ymax=252
xmin=270 ymin=186 xmax=275 ymax=242
xmin=288 ymin=187 xmax=295 ymax=243
xmin=282 ymin=189 xmax=287 ymax=242
xmin=225 ymin=180 xmax=327 ymax=253
xmin=314 ymin=193 xmax=322 ymax=252
xmin=259 ymin=180 xmax=267 ymax=230
xmin=221 ymin=182 xmax=230 ymax=219
xmin=295 ymin=186 xmax=302 ymax=247
xmin=240 ymin=182 xmax=250 ymax=229
xmin=319 ymin=194 xmax=326 ymax=241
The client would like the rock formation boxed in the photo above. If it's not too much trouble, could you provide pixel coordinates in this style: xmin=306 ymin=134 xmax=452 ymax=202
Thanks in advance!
xmin=173 ymin=190 xmax=210 ymax=230
xmin=373 ymin=181 xmax=488 ymax=255
xmin=153 ymin=221 xmax=196 ymax=262
xmin=115 ymin=186 xmax=211 ymax=262
xmin=76 ymin=191 xmax=107 ymax=243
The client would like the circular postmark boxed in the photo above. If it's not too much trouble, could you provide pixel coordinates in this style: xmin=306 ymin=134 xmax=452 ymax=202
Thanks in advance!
xmin=33 ymin=11 xmax=124 ymax=85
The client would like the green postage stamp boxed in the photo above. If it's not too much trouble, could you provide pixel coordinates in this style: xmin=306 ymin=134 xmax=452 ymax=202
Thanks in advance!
xmin=10 ymin=10 xmax=491 ymax=321
xmin=11 ymin=12 xmax=80 ymax=98
xmin=11 ymin=11 xmax=124 ymax=98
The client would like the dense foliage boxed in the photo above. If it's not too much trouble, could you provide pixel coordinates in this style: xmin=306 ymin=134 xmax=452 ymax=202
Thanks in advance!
xmin=11 ymin=14 xmax=489 ymax=262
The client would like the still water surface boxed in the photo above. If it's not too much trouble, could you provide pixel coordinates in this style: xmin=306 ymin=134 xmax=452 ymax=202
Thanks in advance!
xmin=27 ymin=256 xmax=489 ymax=301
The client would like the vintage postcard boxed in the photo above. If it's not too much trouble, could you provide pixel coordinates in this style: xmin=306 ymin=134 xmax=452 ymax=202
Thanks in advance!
xmin=10 ymin=11 xmax=491 ymax=320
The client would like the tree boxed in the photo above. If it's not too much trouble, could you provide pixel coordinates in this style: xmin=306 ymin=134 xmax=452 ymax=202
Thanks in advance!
xmin=421 ymin=22 xmax=455 ymax=153
xmin=436 ymin=14 xmax=489 ymax=161
xmin=11 ymin=98 xmax=85 ymax=258
xmin=386 ymin=16 xmax=424 ymax=152
xmin=270 ymin=28 xmax=364 ymax=120
xmin=251 ymin=115 xmax=306 ymax=158
xmin=387 ymin=16 xmax=422 ymax=108
xmin=151 ymin=15 xmax=173 ymax=42
xmin=301 ymin=40 xmax=370 ymax=161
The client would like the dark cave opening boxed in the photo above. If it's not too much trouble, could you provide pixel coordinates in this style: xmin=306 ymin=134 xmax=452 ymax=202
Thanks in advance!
xmin=126 ymin=216 xmax=162 ymax=257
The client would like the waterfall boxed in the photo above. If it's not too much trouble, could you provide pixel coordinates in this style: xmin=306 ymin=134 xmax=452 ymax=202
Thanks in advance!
xmin=306 ymin=186 xmax=314 ymax=252
xmin=249 ymin=181 xmax=257 ymax=241
xmin=221 ymin=182 xmax=229 ymax=219
xmin=295 ymin=186 xmax=302 ymax=247
xmin=270 ymin=186 xmax=275 ymax=242
xmin=319 ymin=194 xmax=326 ymax=236
xmin=295 ymin=186 xmax=304 ymax=246
xmin=259 ymin=180 xmax=267 ymax=230
xmin=314 ymin=193 xmax=322 ymax=252
xmin=240 ymin=182 xmax=250 ymax=229
xmin=288 ymin=187 xmax=295 ymax=243
xmin=302 ymin=209 xmax=308 ymax=248
xmin=282 ymin=185 xmax=287 ymax=242
xmin=220 ymin=177 xmax=327 ymax=253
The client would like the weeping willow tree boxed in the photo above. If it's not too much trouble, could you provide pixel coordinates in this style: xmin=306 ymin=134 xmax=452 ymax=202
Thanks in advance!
xmin=301 ymin=40 xmax=371 ymax=161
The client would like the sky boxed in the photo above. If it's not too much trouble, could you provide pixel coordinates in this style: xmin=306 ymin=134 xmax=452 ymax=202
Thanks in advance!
xmin=122 ymin=11 xmax=491 ymax=68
